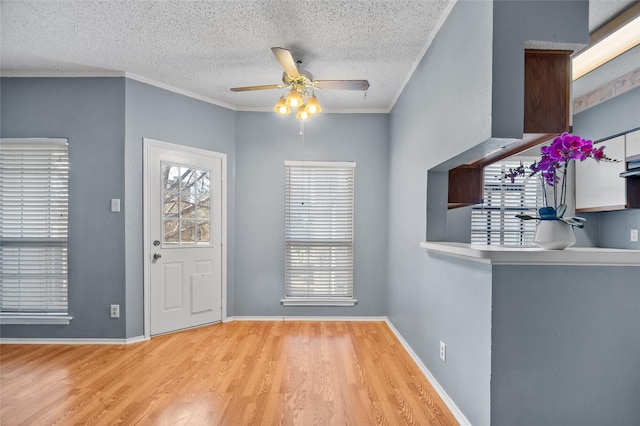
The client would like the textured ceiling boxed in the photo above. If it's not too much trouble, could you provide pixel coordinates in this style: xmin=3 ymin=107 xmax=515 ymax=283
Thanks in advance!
xmin=0 ymin=1 xmax=635 ymax=112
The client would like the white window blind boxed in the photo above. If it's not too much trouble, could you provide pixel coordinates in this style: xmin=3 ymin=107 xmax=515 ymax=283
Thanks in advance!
xmin=0 ymin=138 xmax=69 ymax=316
xmin=471 ymin=159 xmax=543 ymax=246
xmin=284 ymin=161 xmax=355 ymax=304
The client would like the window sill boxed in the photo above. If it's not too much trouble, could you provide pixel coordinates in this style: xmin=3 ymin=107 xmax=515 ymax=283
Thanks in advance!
xmin=0 ymin=314 xmax=73 ymax=325
xmin=281 ymin=298 xmax=357 ymax=307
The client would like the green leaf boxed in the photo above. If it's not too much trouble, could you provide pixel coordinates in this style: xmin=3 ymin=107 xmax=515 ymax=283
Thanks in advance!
xmin=516 ymin=214 xmax=539 ymax=220
xmin=559 ymin=217 xmax=586 ymax=228
xmin=556 ymin=204 xmax=567 ymax=218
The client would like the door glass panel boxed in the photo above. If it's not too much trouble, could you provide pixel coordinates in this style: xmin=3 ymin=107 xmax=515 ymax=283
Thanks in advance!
xmin=180 ymin=220 xmax=195 ymax=244
xmin=195 ymin=171 xmax=210 ymax=193
xmin=163 ymin=193 xmax=179 ymax=218
xmin=180 ymin=167 xmax=195 ymax=192
xmin=196 ymin=221 xmax=210 ymax=242
xmin=162 ymin=163 xmax=212 ymax=247
xmin=164 ymin=165 xmax=181 ymax=191
xmin=180 ymin=194 xmax=196 ymax=218
xmin=196 ymin=195 xmax=210 ymax=219
xmin=163 ymin=219 xmax=179 ymax=244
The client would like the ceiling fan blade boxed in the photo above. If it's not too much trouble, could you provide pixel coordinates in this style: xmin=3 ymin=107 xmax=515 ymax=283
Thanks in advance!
xmin=314 ymin=80 xmax=370 ymax=91
xmin=230 ymin=84 xmax=283 ymax=92
xmin=271 ymin=47 xmax=300 ymax=77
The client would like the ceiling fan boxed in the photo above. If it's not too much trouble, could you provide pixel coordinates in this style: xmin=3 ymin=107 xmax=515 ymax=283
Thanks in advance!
xmin=230 ymin=47 xmax=370 ymax=120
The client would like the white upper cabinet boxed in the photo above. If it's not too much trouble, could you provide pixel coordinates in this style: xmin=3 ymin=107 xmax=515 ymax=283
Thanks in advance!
xmin=575 ymin=135 xmax=626 ymax=211
xmin=626 ymin=129 xmax=640 ymax=161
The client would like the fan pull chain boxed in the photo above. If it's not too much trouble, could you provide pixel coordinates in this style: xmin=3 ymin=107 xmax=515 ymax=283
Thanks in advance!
xmin=299 ymin=120 xmax=308 ymax=207
xmin=300 ymin=120 xmax=305 ymax=162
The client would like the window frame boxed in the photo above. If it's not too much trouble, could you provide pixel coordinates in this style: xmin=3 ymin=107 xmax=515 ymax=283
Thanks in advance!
xmin=282 ymin=160 xmax=356 ymax=307
xmin=0 ymin=138 xmax=72 ymax=325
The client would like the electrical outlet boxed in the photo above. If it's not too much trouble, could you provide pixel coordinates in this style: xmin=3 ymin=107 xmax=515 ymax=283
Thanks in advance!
xmin=631 ymin=229 xmax=639 ymax=242
xmin=110 ymin=304 xmax=120 ymax=318
xmin=110 ymin=198 xmax=121 ymax=213
xmin=439 ymin=341 xmax=446 ymax=362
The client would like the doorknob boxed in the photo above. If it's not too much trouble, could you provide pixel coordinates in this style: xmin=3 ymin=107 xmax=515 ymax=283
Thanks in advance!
xmin=153 ymin=253 xmax=162 ymax=260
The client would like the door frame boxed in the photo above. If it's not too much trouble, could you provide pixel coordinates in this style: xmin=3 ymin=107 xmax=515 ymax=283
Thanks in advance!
xmin=143 ymin=138 xmax=227 ymax=339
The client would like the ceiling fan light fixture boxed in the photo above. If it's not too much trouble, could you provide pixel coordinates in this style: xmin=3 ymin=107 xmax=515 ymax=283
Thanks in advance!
xmin=296 ymin=107 xmax=312 ymax=120
xmin=285 ymin=90 xmax=303 ymax=108
xmin=231 ymin=48 xmax=369 ymax=121
xmin=305 ymin=95 xmax=322 ymax=114
xmin=274 ymin=97 xmax=290 ymax=115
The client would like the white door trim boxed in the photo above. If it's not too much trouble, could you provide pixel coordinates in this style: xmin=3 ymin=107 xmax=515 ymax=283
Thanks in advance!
xmin=143 ymin=138 xmax=227 ymax=339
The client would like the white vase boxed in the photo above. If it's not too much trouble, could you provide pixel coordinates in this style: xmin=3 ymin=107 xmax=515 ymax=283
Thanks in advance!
xmin=533 ymin=220 xmax=576 ymax=250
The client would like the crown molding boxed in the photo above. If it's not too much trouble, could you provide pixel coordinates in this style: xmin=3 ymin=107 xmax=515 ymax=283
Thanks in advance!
xmin=124 ymin=73 xmax=237 ymax=110
xmin=1 ymin=71 xmax=388 ymax=114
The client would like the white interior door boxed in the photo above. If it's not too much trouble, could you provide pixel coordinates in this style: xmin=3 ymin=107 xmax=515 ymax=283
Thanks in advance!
xmin=145 ymin=139 xmax=224 ymax=336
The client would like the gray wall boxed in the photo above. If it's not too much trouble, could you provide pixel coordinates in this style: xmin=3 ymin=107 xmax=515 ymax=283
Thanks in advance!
xmin=124 ymin=79 xmax=236 ymax=336
xmin=573 ymin=86 xmax=640 ymax=250
xmin=0 ymin=77 xmax=236 ymax=339
xmin=388 ymin=1 xmax=589 ymax=424
xmin=491 ymin=264 xmax=640 ymax=426
xmin=426 ymin=254 xmax=493 ymax=425
xmin=573 ymin=86 xmax=640 ymax=141
xmin=1 ymin=77 xmax=127 ymax=338
xmin=388 ymin=2 xmax=494 ymax=424
xmin=233 ymin=112 xmax=389 ymax=316
xmin=491 ymin=0 xmax=589 ymax=138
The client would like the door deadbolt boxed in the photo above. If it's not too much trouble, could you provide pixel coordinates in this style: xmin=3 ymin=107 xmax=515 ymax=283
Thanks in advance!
xmin=153 ymin=240 xmax=160 ymax=246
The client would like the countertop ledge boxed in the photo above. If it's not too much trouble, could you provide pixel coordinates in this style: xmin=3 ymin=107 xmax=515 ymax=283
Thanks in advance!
xmin=421 ymin=242 xmax=640 ymax=266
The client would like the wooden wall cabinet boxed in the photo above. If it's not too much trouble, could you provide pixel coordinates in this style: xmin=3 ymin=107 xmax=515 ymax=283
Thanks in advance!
xmin=524 ymin=50 xmax=571 ymax=134
xmin=448 ymin=50 xmax=571 ymax=208
xmin=448 ymin=167 xmax=484 ymax=208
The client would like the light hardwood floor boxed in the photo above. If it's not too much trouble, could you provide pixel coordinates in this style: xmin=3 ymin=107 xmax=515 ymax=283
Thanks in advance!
xmin=0 ymin=321 xmax=458 ymax=425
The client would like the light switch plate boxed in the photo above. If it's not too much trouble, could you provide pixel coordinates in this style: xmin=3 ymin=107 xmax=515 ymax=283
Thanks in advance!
xmin=111 ymin=198 xmax=121 ymax=213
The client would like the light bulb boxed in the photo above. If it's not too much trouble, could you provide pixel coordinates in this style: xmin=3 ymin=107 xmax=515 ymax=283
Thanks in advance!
xmin=285 ymin=90 xmax=303 ymax=108
xmin=305 ymin=95 xmax=322 ymax=114
xmin=296 ymin=107 xmax=312 ymax=120
xmin=273 ymin=97 xmax=290 ymax=115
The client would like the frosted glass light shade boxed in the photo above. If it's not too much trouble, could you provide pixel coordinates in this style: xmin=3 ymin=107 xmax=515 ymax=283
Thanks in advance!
xmin=296 ymin=107 xmax=312 ymax=120
xmin=285 ymin=90 xmax=303 ymax=108
xmin=274 ymin=97 xmax=290 ymax=114
xmin=305 ymin=95 xmax=322 ymax=114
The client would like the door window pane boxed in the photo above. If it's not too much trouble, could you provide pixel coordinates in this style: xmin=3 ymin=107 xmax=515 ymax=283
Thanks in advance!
xmin=196 ymin=196 xmax=210 ymax=219
xmin=163 ymin=193 xmax=179 ymax=217
xmin=180 ymin=194 xmax=196 ymax=218
xmin=163 ymin=165 xmax=181 ymax=191
xmin=162 ymin=163 xmax=212 ymax=246
xmin=180 ymin=220 xmax=195 ymax=244
xmin=196 ymin=221 xmax=210 ymax=242
xmin=163 ymin=219 xmax=180 ymax=244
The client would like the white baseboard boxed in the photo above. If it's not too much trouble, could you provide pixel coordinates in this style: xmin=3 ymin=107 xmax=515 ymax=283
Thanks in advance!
xmin=226 ymin=316 xmax=388 ymax=322
xmin=384 ymin=318 xmax=472 ymax=426
xmin=0 ymin=335 xmax=148 ymax=345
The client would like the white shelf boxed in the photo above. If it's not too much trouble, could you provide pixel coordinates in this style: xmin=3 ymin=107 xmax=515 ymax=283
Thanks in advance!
xmin=421 ymin=242 xmax=640 ymax=266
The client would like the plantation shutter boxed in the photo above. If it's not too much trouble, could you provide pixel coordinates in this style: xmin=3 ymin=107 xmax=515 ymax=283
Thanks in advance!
xmin=0 ymin=138 xmax=69 ymax=315
xmin=284 ymin=161 xmax=355 ymax=302
xmin=471 ymin=159 xmax=543 ymax=246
